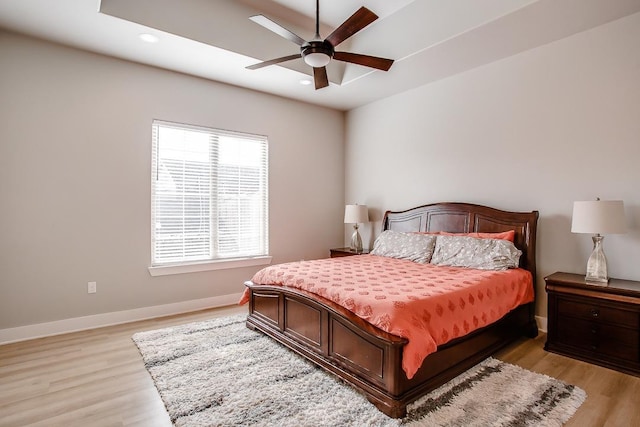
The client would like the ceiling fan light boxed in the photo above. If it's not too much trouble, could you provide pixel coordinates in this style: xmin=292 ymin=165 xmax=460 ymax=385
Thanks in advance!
xmin=304 ymin=52 xmax=331 ymax=68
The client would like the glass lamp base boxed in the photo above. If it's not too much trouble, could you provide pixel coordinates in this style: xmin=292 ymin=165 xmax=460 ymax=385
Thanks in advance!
xmin=585 ymin=235 xmax=609 ymax=284
xmin=350 ymin=225 xmax=363 ymax=253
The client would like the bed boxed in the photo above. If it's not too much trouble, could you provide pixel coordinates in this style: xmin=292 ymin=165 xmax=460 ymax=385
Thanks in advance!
xmin=242 ymin=202 xmax=539 ymax=418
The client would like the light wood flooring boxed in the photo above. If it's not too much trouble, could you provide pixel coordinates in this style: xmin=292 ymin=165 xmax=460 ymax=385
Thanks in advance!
xmin=1 ymin=306 xmax=638 ymax=427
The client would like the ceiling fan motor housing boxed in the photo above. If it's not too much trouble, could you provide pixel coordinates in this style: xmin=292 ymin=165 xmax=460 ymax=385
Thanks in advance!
xmin=301 ymin=40 xmax=334 ymax=67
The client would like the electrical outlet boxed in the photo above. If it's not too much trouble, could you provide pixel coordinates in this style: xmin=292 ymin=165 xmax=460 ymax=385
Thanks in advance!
xmin=88 ymin=281 xmax=97 ymax=294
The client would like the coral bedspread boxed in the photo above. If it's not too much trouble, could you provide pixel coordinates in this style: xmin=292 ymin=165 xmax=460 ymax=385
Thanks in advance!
xmin=240 ymin=255 xmax=534 ymax=379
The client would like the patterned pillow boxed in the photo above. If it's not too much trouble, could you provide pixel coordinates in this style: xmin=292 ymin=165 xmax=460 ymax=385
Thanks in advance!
xmin=431 ymin=235 xmax=522 ymax=270
xmin=371 ymin=230 xmax=437 ymax=264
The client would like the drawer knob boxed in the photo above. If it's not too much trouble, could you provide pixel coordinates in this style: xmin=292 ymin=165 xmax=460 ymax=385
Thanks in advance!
xmin=591 ymin=344 xmax=598 ymax=350
xmin=591 ymin=328 xmax=597 ymax=334
xmin=590 ymin=309 xmax=600 ymax=317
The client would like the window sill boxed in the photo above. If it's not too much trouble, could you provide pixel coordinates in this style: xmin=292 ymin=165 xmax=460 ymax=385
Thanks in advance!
xmin=148 ymin=256 xmax=272 ymax=277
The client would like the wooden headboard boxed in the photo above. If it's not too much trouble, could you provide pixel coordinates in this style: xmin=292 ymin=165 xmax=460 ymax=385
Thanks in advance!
xmin=382 ymin=202 xmax=539 ymax=281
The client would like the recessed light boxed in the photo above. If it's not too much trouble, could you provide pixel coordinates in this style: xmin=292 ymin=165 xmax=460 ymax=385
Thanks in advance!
xmin=299 ymin=79 xmax=312 ymax=86
xmin=139 ymin=33 xmax=159 ymax=43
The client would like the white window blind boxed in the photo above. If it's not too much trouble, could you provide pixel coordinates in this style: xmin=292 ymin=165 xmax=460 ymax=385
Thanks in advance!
xmin=151 ymin=120 xmax=268 ymax=266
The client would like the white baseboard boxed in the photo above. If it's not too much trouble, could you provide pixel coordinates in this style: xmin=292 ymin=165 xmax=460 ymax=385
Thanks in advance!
xmin=535 ymin=315 xmax=548 ymax=333
xmin=0 ymin=293 xmax=244 ymax=345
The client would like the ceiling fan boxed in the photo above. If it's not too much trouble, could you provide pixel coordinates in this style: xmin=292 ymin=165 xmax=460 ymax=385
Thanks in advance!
xmin=246 ymin=0 xmax=394 ymax=90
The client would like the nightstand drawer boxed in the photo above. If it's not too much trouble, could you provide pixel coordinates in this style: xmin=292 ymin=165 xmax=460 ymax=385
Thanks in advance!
xmin=557 ymin=297 xmax=639 ymax=328
xmin=556 ymin=317 xmax=639 ymax=362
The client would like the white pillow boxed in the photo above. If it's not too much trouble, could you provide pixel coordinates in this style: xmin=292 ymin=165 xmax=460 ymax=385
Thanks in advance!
xmin=431 ymin=235 xmax=522 ymax=270
xmin=370 ymin=230 xmax=437 ymax=264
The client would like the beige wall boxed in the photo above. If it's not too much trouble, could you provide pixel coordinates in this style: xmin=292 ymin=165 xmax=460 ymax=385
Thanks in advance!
xmin=0 ymin=31 xmax=345 ymax=329
xmin=345 ymin=12 xmax=640 ymax=318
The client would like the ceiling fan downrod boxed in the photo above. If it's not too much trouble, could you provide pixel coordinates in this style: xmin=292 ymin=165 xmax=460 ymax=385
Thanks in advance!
xmin=302 ymin=0 xmax=332 ymax=67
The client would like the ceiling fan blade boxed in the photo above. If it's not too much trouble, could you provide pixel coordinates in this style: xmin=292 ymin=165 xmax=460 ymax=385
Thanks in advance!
xmin=246 ymin=54 xmax=301 ymax=70
xmin=313 ymin=67 xmax=329 ymax=90
xmin=249 ymin=15 xmax=307 ymax=46
xmin=333 ymin=51 xmax=394 ymax=71
xmin=325 ymin=7 xmax=378 ymax=48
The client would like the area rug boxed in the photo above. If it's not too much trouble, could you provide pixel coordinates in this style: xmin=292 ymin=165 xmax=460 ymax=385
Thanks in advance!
xmin=132 ymin=314 xmax=586 ymax=426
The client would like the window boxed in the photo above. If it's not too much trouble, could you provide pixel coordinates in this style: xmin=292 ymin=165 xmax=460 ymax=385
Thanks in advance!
xmin=150 ymin=120 xmax=269 ymax=273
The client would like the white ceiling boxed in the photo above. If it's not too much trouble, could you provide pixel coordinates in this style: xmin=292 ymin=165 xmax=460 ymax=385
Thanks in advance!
xmin=1 ymin=0 xmax=639 ymax=111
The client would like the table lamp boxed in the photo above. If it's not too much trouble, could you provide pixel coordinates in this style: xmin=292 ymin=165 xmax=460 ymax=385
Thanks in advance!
xmin=344 ymin=204 xmax=368 ymax=253
xmin=571 ymin=199 xmax=626 ymax=283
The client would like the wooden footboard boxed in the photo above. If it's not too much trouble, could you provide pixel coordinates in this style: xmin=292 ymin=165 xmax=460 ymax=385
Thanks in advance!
xmin=245 ymin=202 xmax=539 ymax=418
xmin=245 ymin=282 xmax=536 ymax=417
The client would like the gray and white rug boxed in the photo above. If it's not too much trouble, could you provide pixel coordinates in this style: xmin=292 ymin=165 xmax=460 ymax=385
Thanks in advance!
xmin=132 ymin=314 xmax=586 ymax=426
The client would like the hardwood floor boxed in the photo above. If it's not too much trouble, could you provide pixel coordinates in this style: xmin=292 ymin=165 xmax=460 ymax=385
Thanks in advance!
xmin=0 ymin=305 xmax=245 ymax=427
xmin=496 ymin=335 xmax=640 ymax=427
xmin=1 ymin=306 xmax=638 ymax=426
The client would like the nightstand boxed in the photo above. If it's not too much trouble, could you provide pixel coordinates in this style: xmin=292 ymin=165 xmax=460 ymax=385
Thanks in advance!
xmin=545 ymin=272 xmax=640 ymax=376
xmin=330 ymin=247 xmax=370 ymax=258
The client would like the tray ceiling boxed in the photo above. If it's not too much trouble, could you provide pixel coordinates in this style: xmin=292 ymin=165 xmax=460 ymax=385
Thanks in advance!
xmin=0 ymin=0 xmax=639 ymax=110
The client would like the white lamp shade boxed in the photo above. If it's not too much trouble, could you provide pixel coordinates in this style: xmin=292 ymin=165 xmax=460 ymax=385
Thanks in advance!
xmin=344 ymin=204 xmax=368 ymax=224
xmin=571 ymin=200 xmax=626 ymax=234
